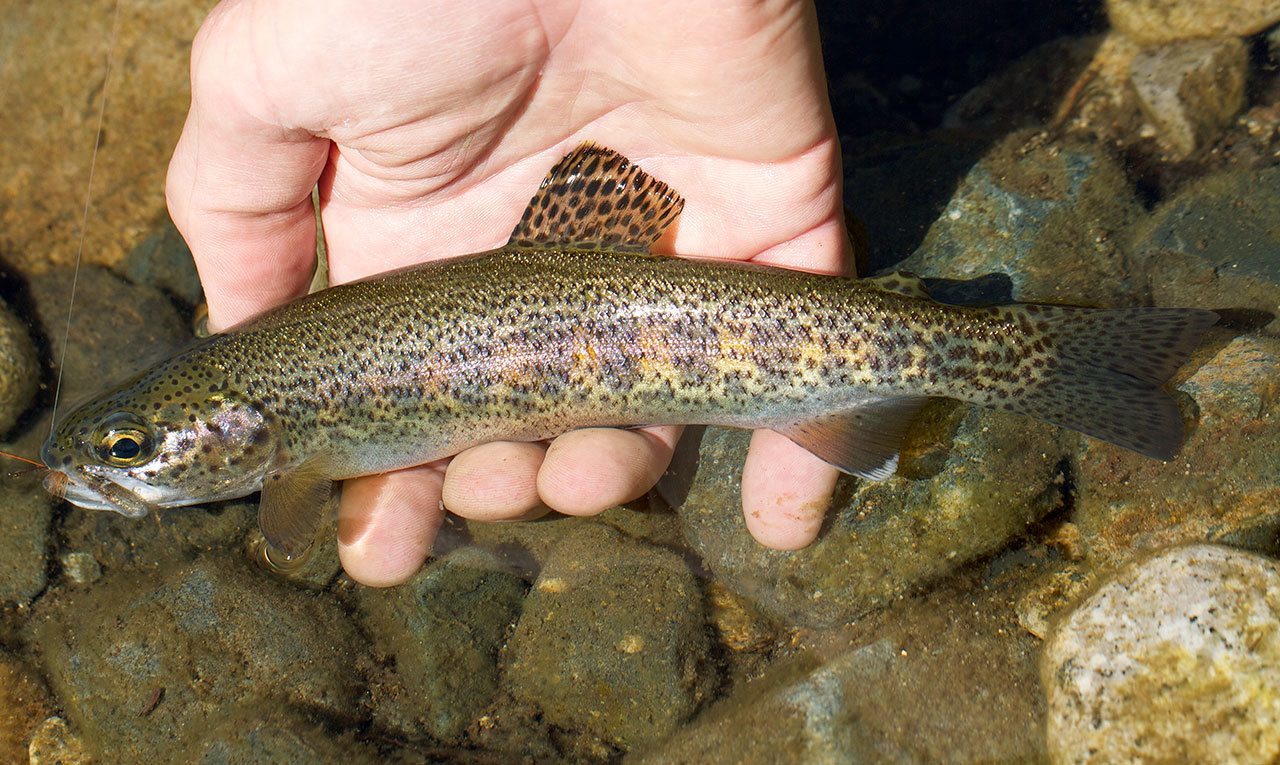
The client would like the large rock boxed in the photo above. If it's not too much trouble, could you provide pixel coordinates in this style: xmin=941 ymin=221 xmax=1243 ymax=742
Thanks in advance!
xmin=1132 ymin=166 xmax=1280 ymax=322
xmin=29 ymin=265 xmax=190 ymax=405
xmin=671 ymin=415 xmax=1072 ymax=627
xmin=358 ymin=547 xmax=526 ymax=742
xmin=178 ymin=703 xmax=380 ymax=764
xmin=1075 ymin=335 xmax=1280 ymax=567
xmin=1128 ymin=37 xmax=1248 ymax=159
xmin=0 ymin=296 xmax=38 ymax=436
xmin=25 ymin=556 xmax=365 ymax=765
xmin=635 ymin=557 xmax=1051 ymax=764
xmin=503 ymin=523 xmax=714 ymax=751
xmin=1042 ymin=544 xmax=1280 ymax=764
xmin=0 ymin=652 xmax=52 ymax=764
xmin=897 ymin=131 xmax=1145 ymax=306
xmin=1108 ymin=0 xmax=1280 ymax=44
xmin=0 ymin=480 xmax=53 ymax=605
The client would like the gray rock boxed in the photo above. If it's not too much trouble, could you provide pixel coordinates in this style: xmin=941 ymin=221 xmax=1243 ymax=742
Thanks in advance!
xmin=123 ymin=217 xmax=203 ymax=307
xmin=670 ymin=414 xmax=1071 ymax=627
xmin=0 ymin=297 xmax=38 ymax=436
xmin=1131 ymin=166 xmax=1280 ymax=322
xmin=503 ymin=523 xmax=714 ymax=751
xmin=897 ymin=131 xmax=1145 ymax=306
xmin=25 ymin=556 xmax=365 ymax=765
xmin=29 ymin=265 xmax=190 ymax=405
xmin=634 ymin=560 xmax=1050 ymax=764
xmin=58 ymin=551 xmax=102 ymax=586
xmin=358 ymin=547 xmax=525 ymax=742
xmin=179 ymin=703 xmax=379 ymax=765
xmin=1074 ymin=335 xmax=1280 ymax=567
xmin=1107 ymin=0 xmax=1280 ymax=44
xmin=1129 ymin=37 xmax=1247 ymax=159
xmin=0 ymin=480 xmax=52 ymax=605
xmin=1042 ymin=544 xmax=1280 ymax=764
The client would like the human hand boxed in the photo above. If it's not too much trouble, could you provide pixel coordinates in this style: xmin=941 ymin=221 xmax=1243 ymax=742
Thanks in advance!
xmin=166 ymin=0 xmax=849 ymax=585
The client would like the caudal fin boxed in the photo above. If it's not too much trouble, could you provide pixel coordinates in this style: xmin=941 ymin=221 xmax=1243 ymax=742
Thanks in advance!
xmin=1009 ymin=306 xmax=1219 ymax=460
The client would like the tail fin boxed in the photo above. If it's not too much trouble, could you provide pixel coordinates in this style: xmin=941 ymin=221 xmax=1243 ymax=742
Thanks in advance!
xmin=1009 ymin=306 xmax=1219 ymax=460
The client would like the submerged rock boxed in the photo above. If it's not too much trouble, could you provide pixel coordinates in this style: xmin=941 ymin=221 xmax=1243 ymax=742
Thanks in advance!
xmin=0 ymin=297 xmax=38 ymax=436
xmin=29 ymin=265 xmax=190 ymax=404
xmin=26 ymin=717 xmax=89 ymax=765
xmin=897 ymin=131 xmax=1145 ymax=306
xmin=25 ymin=556 xmax=364 ymax=765
xmin=1133 ymin=166 xmax=1280 ymax=322
xmin=0 ymin=652 xmax=52 ymax=764
xmin=636 ymin=559 xmax=1050 ymax=764
xmin=1042 ymin=544 xmax=1280 ymax=764
xmin=358 ymin=547 xmax=525 ymax=743
xmin=503 ymin=523 xmax=714 ymax=751
xmin=1107 ymin=0 xmax=1280 ymax=44
xmin=179 ymin=703 xmax=379 ymax=765
xmin=1075 ymin=335 xmax=1280 ymax=567
xmin=0 ymin=481 xmax=52 ymax=605
xmin=123 ymin=217 xmax=203 ymax=307
xmin=1128 ymin=37 xmax=1247 ymax=159
xmin=672 ymin=414 xmax=1071 ymax=627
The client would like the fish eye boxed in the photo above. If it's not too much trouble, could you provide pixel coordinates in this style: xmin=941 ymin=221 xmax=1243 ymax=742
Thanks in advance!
xmin=94 ymin=415 xmax=155 ymax=466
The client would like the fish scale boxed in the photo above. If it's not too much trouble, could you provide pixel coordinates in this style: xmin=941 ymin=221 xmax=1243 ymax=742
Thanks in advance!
xmin=42 ymin=143 xmax=1218 ymax=558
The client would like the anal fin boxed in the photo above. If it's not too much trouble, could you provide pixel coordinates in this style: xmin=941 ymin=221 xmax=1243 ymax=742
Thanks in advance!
xmin=774 ymin=397 xmax=928 ymax=480
xmin=258 ymin=455 xmax=335 ymax=560
xmin=508 ymin=143 xmax=685 ymax=252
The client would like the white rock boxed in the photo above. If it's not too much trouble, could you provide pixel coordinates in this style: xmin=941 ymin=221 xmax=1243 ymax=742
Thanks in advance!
xmin=1042 ymin=544 xmax=1280 ymax=764
xmin=1129 ymin=37 xmax=1247 ymax=159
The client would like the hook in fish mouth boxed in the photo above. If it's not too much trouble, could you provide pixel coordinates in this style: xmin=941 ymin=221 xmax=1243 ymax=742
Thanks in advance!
xmin=45 ymin=465 xmax=158 ymax=518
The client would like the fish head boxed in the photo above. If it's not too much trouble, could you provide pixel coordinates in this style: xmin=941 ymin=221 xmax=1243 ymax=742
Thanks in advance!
xmin=41 ymin=359 xmax=280 ymax=517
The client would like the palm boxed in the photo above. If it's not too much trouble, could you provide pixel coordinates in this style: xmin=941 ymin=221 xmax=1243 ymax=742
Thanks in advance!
xmin=169 ymin=0 xmax=846 ymax=585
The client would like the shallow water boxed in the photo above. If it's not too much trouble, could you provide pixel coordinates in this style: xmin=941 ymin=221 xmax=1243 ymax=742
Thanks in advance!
xmin=2 ymin=1 xmax=1279 ymax=763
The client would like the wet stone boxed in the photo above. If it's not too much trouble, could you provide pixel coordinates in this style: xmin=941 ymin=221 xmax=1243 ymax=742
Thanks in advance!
xmin=1132 ymin=166 xmax=1280 ymax=323
xmin=0 ymin=651 xmax=52 ymax=764
xmin=58 ymin=551 xmax=102 ymax=586
xmin=357 ymin=547 xmax=526 ymax=743
xmin=28 ymin=265 xmax=190 ymax=405
xmin=59 ymin=498 xmax=257 ymax=574
xmin=896 ymin=130 xmax=1145 ymax=306
xmin=1107 ymin=0 xmax=1280 ymax=44
xmin=1043 ymin=544 xmax=1280 ymax=763
xmin=670 ymin=413 xmax=1072 ymax=627
xmin=0 ymin=296 xmax=38 ymax=436
xmin=26 ymin=717 xmax=89 ymax=765
xmin=502 ymin=523 xmax=715 ymax=751
xmin=0 ymin=480 xmax=52 ymax=605
xmin=1075 ymin=335 xmax=1280 ymax=568
xmin=1128 ymin=37 xmax=1248 ymax=160
xmin=636 ymin=559 xmax=1050 ymax=764
xmin=25 ymin=555 xmax=364 ymax=765
xmin=178 ymin=703 xmax=379 ymax=765
xmin=123 ymin=217 xmax=204 ymax=307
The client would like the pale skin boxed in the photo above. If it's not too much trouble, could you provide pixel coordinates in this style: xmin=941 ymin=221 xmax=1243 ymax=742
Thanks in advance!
xmin=167 ymin=0 xmax=849 ymax=586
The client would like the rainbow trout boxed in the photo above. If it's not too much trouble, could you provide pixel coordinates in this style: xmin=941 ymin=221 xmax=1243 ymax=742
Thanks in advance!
xmin=42 ymin=144 xmax=1217 ymax=556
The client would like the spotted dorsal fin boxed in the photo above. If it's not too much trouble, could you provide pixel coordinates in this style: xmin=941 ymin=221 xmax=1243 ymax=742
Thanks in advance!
xmin=508 ymin=143 xmax=685 ymax=252
xmin=864 ymin=272 xmax=931 ymax=300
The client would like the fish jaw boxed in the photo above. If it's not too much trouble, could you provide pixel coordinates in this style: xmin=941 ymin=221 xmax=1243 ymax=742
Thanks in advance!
xmin=48 ymin=464 xmax=200 ymax=518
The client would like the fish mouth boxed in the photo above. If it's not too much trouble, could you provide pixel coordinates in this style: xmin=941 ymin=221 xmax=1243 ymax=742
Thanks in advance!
xmin=45 ymin=466 xmax=159 ymax=519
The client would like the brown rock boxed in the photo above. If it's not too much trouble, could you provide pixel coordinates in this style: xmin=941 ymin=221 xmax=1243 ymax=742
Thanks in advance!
xmin=1129 ymin=37 xmax=1248 ymax=159
xmin=1109 ymin=0 xmax=1280 ymax=44
xmin=0 ymin=652 xmax=53 ymax=762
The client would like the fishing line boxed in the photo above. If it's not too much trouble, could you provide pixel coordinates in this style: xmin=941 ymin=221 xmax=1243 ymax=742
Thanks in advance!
xmin=49 ymin=0 xmax=123 ymax=438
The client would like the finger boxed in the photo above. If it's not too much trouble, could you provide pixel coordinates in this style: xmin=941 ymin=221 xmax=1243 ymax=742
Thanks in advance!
xmin=537 ymin=426 xmax=680 ymax=516
xmin=165 ymin=3 xmax=329 ymax=331
xmin=442 ymin=441 xmax=547 ymax=521
xmin=337 ymin=463 xmax=445 ymax=587
xmin=741 ymin=429 xmax=839 ymax=550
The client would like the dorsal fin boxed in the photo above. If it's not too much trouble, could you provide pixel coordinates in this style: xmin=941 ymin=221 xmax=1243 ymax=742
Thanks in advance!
xmin=508 ymin=143 xmax=685 ymax=252
xmin=864 ymin=272 xmax=931 ymax=300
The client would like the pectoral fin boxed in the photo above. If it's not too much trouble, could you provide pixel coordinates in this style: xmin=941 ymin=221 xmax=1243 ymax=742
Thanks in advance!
xmin=508 ymin=143 xmax=685 ymax=252
xmin=774 ymin=397 xmax=928 ymax=480
xmin=258 ymin=457 xmax=334 ymax=560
